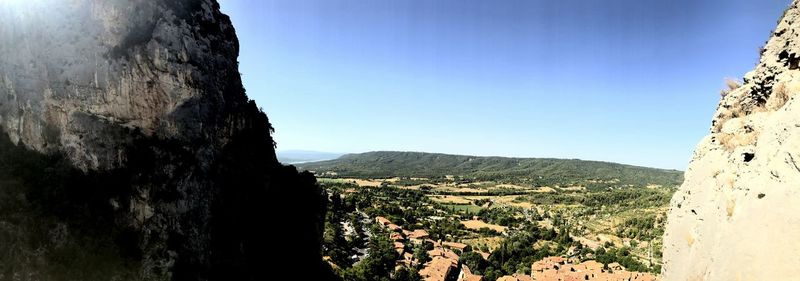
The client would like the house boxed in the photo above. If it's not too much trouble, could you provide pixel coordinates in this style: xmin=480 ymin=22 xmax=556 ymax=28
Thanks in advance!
xmin=532 ymin=256 xmax=567 ymax=273
xmin=394 ymin=242 xmax=406 ymax=255
xmin=408 ymin=229 xmax=430 ymax=243
xmin=561 ymin=275 xmax=585 ymax=281
xmin=442 ymin=241 xmax=469 ymax=252
xmin=419 ymin=256 xmax=456 ymax=281
xmin=421 ymin=243 xmax=461 ymax=281
xmin=396 ymin=252 xmax=418 ymax=269
xmin=428 ymin=248 xmax=459 ymax=262
xmin=631 ymin=272 xmax=656 ymax=281
xmin=530 ymin=257 xmax=657 ymax=281
xmin=387 ymin=223 xmax=403 ymax=232
xmin=579 ymin=260 xmax=604 ymax=273
xmin=497 ymin=274 xmax=533 ymax=281
xmin=515 ymin=275 xmax=534 ymax=281
xmin=557 ymin=264 xmax=576 ymax=274
xmin=376 ymin=216 xmax=391 ymax=226
xmin=534 ymin=269 xmax=562 ymax=281
xmin=390 ymin=232 xmax=405 ymax=242
xmin=457 ymin=265 xmax=483 ymax=281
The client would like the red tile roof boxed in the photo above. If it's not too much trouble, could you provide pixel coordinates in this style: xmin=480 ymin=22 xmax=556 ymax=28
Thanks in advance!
xmin=408 ymin=229 xmax=430 ymax=239
xmin=419 ymin=256 xmax=455 ymax=281
xmin=530 ymin=257 xmax=658 ymax=281
xmin=428 ymin=248 xmax=460 ymax=262
xmin=458 ymin=265 xmax=483 ymax=281
xmin=442 ymin=241 xmax=469 ymax=251
xmin=391 ymin=232 xmax=405 ymax=241
xmin=376 ymin=216 xmax=391 ymax=225
xmin=496 ymin=275 xmax=534 ymax=281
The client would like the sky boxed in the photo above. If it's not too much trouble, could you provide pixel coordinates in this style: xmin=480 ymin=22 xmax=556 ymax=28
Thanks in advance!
xmin=219 ymin=0 xmax=792 ymax=170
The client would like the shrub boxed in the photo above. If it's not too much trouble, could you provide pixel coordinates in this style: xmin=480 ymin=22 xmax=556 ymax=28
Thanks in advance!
xmin=768 ymin=82 xmax=790 ymax=110
xmin=716 ymin=132 xmax=758 ymax=151
xmin=720 ymin=79 xmax=742 ymax=98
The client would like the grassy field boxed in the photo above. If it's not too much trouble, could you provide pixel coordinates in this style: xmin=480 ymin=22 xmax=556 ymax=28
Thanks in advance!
xmin=462 ymin=195 xmax=535 ymax=209
xmin=461 ymin=219 xmax=508 ymax=232
xmin=462 ymin=236 xmax=505 ymax=252
xmin=442 ymin=204 xmax=484 ymax=214
xmin=429 ymin=195 xmax=473 ymax=204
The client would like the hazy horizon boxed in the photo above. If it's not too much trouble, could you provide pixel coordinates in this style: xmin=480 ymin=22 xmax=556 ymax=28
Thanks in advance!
xmin=277 ymin=149 xmax=687 ymax=171
xmin=221 ymin=0 xmax=792 ymax=170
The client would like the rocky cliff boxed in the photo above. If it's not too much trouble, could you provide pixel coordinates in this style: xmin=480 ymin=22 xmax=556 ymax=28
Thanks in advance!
xmin=662 ymin=1 xmax=800 ymax=280
xmin=0 ymin=0 xmax=330 ymax=280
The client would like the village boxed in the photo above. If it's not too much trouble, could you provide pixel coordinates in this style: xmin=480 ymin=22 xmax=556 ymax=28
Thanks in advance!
xmin=318 ymin=176 xmax=669 ymax=280
xmin=374 ymin=216 xmax=657 ymax=281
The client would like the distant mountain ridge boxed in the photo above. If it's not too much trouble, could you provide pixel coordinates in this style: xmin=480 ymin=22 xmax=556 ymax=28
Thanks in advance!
xmin=277 ymin=150 xmax=344 ymax=164
xmin=299 ymin=151 xmax=684 ymax=187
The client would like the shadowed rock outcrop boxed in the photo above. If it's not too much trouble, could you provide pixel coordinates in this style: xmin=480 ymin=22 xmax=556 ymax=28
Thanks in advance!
xmin=0 ymin=0 xmax=331 ymax=280
xmin=662 ymin=1 xmax=800 ymax=280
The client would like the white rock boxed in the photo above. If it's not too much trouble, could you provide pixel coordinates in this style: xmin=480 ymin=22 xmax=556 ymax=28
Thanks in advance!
xmin=662 ymin=1 xmax=800 ymax=280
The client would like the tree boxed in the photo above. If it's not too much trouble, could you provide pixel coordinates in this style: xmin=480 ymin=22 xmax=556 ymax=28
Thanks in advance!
xmin=459 ymin=251 xmax=488 ymax=275
xmin=413 ymin=243 xmax=431 ymax=269
xmin=342 ymin=226 xmax=398 ymax=281
xmin=392 ymin=267 xmax=422 ymax=281
xmin=323 ymin=219 xmax=353 ymax=267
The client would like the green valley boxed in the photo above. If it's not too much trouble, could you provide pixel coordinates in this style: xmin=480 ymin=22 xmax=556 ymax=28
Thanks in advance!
xmin=305 ymin=151 xmax=679 ymax=281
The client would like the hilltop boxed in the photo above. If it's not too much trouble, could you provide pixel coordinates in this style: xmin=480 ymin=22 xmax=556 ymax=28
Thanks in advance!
xmin=300 ymin=151 xmax=683 ymax=187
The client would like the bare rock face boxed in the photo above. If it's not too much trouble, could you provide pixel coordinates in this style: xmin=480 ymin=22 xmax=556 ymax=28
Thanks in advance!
xmin=662 ymin=1 xmax=800 ymax=280
xmin=0 ymin=1 xmax=330 ymax=280
xmin=0 ymin=0 xmax=260 ymax=170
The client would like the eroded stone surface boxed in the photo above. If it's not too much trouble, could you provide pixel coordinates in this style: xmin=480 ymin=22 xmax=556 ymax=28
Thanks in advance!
xmin=0 ymin=1 xmax=326 ymax=280
xmin=662 ymin=1 xmax=800 ymax=280
xmin=0 ymin=0 xmax=268 ymax=170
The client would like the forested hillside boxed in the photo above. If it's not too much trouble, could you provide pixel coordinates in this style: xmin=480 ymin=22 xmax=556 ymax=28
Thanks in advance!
xmin=300 ymin=151 xmax=683 ymax=187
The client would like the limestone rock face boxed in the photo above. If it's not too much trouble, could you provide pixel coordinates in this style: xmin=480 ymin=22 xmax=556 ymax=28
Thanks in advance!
xmin=0 ymin=1 xmax=328 ymax=280
xmin=662 ymin=1 xmax=800 ymax=280
xmin=0 ymin=0 xmax=264 ymax=170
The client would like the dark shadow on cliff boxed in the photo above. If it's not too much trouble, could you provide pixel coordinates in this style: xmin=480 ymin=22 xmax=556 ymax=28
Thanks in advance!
xmin=205 ymin=127 xmax=338 ymax=281
xmin=0 ymin=134 xmax=142 ymax=280
xmin=0 ymin=127 xmax=337 ymax=280
xmin=0 ymin=0 xmax=338 ymax=278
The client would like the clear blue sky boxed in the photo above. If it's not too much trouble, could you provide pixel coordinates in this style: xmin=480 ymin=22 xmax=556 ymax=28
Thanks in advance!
xmin=219 ymin=0 xmax=791 ymax=170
